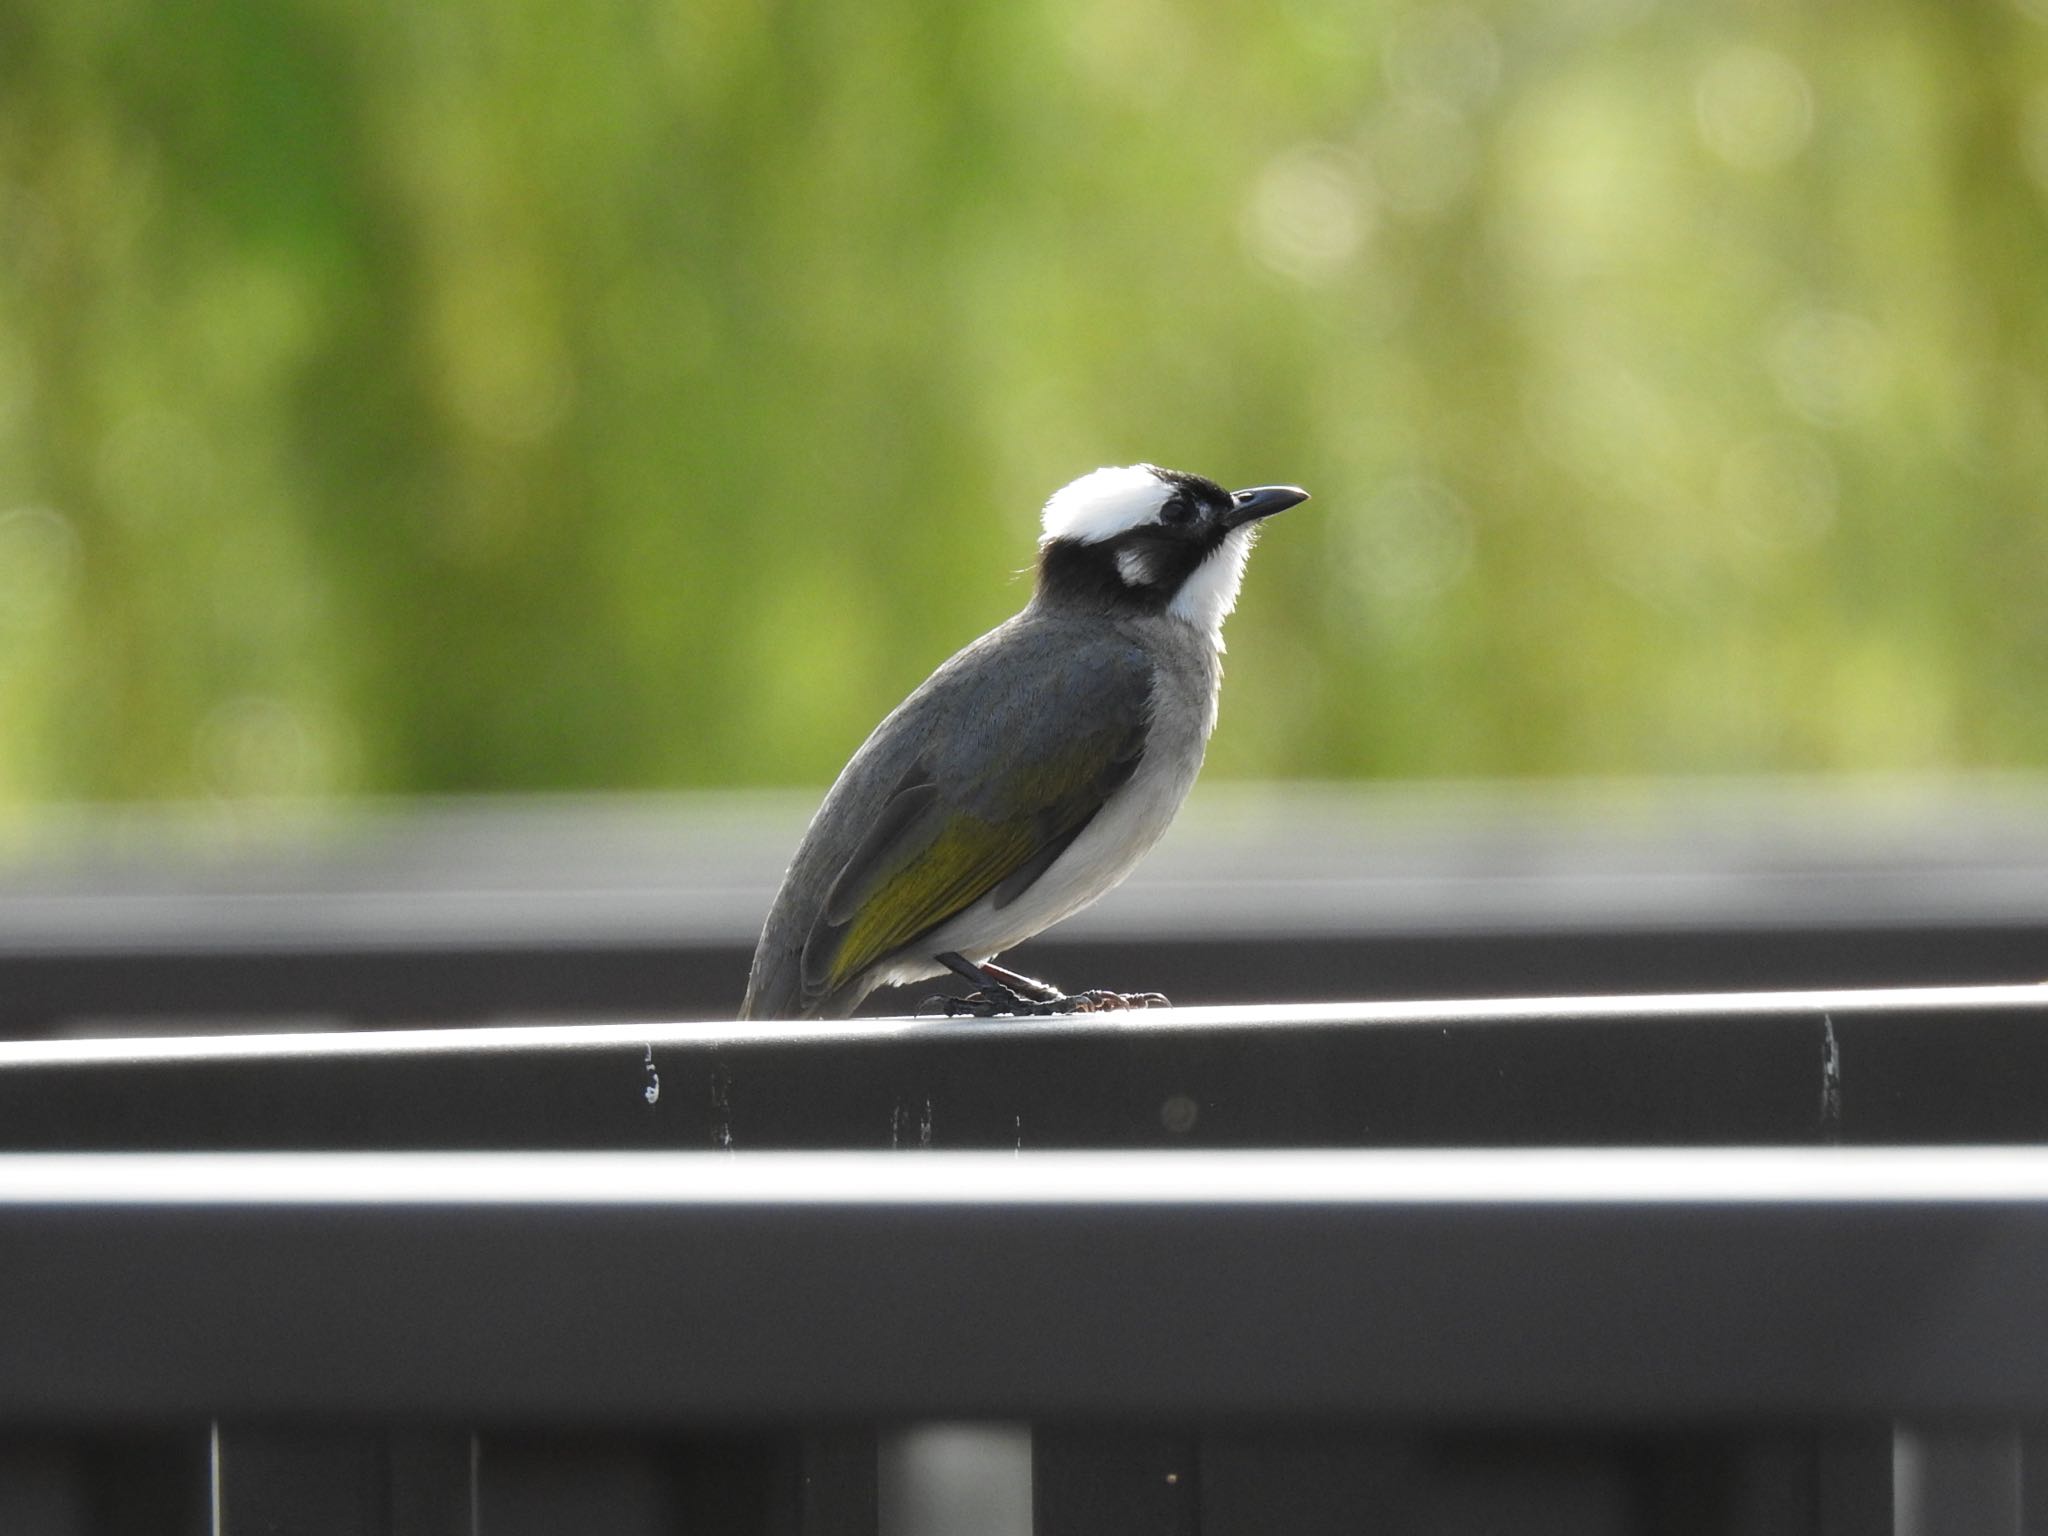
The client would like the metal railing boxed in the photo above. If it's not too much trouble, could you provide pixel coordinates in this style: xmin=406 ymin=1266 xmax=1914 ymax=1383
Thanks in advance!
xmin=2 ymin=985 xmax=2048 ymax=1532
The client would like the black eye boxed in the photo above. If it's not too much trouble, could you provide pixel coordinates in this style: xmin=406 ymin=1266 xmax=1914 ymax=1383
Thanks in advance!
xmin=1160 ymin=497 xmax=1195 ymax=526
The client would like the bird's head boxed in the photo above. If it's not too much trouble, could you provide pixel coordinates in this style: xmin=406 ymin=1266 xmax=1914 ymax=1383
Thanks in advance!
xmin=1034 ymin=464 xmax=1308 ymax=646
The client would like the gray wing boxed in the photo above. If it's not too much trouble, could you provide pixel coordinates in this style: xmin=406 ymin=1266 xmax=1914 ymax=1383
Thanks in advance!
xmin=741 ymin=616 xmax=1154 ymax=1019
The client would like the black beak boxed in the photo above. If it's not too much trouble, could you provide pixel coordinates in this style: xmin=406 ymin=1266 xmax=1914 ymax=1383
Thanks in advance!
xmin=1225 ymin=484 xmax=1310 ymax=529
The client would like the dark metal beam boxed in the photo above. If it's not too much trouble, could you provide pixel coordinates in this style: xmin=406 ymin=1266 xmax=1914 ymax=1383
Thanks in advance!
xmin=3 ymin=1148 xmax=2048 ymax=1424
xmin=0 ymin=986 xmax=2044 ymax=1151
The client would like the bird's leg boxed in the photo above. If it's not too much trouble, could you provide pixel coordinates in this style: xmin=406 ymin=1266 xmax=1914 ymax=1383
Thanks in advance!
xmin=925 ymin=951 xmax=1033 ymax=1018
xmin=982 ymin=962 xmax=1170 ymax=1012
xmin=976 ymin=961 xmax=1062 ymax=1002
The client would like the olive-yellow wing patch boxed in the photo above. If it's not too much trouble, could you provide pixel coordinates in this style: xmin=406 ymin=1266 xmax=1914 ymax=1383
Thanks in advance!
xmin=798 ymin=724 xmax=1144 ymax=1005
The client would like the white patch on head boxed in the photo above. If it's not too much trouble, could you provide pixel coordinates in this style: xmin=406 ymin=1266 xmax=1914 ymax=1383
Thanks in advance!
xmin=1115 ymin=545 xmax=1160 ymax=587
xmin=1039 ymin=464 xmax=1171 ymax=546
xmin=1168 ymin=524 xmax=1258 ymax=650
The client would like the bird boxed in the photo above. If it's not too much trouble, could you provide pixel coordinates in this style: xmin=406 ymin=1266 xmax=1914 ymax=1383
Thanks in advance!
xmin=741 ymin=464 xmax=1308 ymax=1020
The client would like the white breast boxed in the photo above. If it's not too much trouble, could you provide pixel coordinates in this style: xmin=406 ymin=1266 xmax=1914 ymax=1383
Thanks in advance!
xmin=878 ymin=625 xmax=1220 ymax=987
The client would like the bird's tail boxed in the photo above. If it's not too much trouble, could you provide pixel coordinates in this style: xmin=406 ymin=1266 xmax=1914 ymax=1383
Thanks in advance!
xmin=742 ymin=948 xmax=873 ymax=1021
xmin=739 ymin=957 xmax=802 ymax=1020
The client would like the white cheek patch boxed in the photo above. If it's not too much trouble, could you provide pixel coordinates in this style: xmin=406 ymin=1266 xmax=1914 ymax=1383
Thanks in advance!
xmin=1116 ymin=546 xmax=1160 ymax=587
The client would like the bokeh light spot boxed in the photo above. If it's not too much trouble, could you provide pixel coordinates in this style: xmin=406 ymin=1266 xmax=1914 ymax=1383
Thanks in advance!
xmin=1495 ymin=87 xmax=1675 ymax=280
xmin=1383 ymin=5 xmax=1503 ymax=109
xmin=1339 ymin=475 xmax=1476 ymax=638
xmin=1062 ymin=0 xmax=1194 ymax=96
xmin=195 ymin=696 xmax=338 ymax=800
xmin=1695 ymin=46 xmax=1814 ymax=171
xmin=1241 ymin=143 xmax=1374 ymax=285
xmin=1766 ymin=306 xmax=1889 ymax=426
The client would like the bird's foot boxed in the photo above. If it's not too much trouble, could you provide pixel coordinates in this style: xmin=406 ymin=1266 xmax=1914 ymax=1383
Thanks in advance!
xmin=916 ymin=983 xmax=1035 ymax=1018
xmin=921 ymin=953 xmax=1167 ymax=1017
xmin=916 ymin=985 xmax=1170 ymax=1017
xmin=1062 ymin=989 xmax=1171 ymax=1012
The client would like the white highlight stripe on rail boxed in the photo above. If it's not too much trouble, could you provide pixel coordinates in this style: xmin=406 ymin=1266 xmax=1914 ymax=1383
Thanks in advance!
xmin=2 ymin=1147 xmax=2048 ymax=1206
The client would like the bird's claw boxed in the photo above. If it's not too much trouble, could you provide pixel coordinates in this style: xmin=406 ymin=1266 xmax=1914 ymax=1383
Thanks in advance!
xmin=919 ymin=984 xmax=1033 ymax=1018
xmin=918 ymin=986 xmax=1171 ymax=1018
xmin=1063 ymin=989 xmax=1171 ymax=1012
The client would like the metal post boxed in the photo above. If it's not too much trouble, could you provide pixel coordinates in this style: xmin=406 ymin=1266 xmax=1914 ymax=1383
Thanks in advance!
xmin=1893 ymin=1424 xmax=2021 ymax=1536
xmin=878 ymin=1425 xmax=1031 ymax=1536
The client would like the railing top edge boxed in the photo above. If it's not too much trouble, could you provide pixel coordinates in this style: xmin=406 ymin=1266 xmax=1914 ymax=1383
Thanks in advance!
xmin=1 ymin=981 xmax=2043 ymax=1067
xmin=5 ymin=1144 xmax=2048 ymax=1207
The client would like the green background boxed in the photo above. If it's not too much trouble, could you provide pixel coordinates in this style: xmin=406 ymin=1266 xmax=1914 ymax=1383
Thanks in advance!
xmin=2 ymin=0 xmax=2045 ymax=814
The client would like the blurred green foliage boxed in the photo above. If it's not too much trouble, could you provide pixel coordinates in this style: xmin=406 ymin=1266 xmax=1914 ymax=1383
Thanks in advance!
xmin=1 ymin=0 xmax=2046 ymax=809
